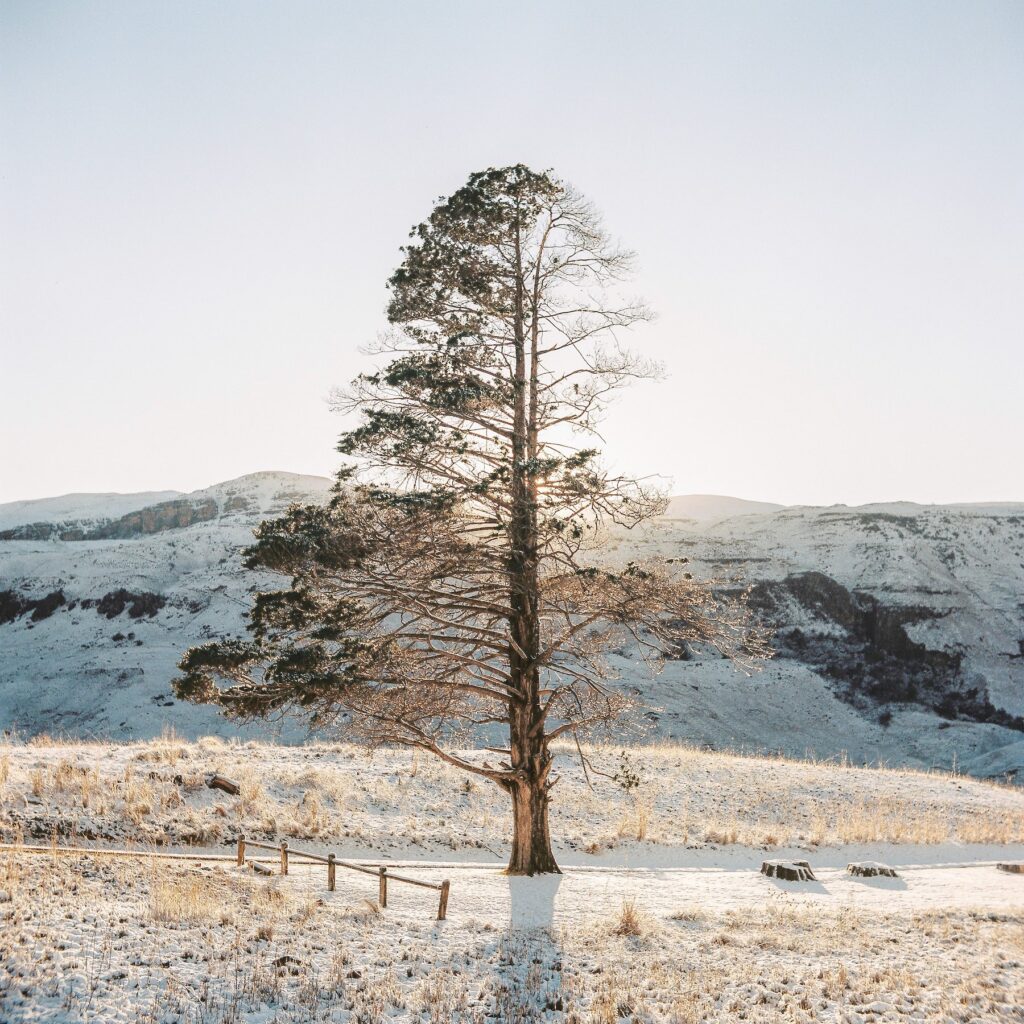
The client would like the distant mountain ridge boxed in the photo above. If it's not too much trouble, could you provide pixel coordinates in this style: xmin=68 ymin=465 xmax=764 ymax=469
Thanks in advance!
xmin=0 ymin=472 xmax=334 ymax=540
xmin=663 ymin=495 xmax=786 ymax=520
xmin=0 ymin=490 xmax=183 ymax=533
xmin=1 ymin=471 xmax=1022 ymax=780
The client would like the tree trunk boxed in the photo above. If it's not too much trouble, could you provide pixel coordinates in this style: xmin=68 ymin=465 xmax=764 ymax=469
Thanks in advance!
xmin=501 ymin=206 xmax=557 ymax=877
xmin=507 ymin=776 xmax=560 ymax=875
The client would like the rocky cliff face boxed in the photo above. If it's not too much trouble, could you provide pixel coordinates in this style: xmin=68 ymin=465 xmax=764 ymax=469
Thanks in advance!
xmin=750 ymin=571 xmax=1021 ymax=731
xmin=0 ymin=477 xmax=1021 ymax=778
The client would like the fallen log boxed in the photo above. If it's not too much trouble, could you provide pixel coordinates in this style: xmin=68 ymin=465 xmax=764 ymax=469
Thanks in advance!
xmin=248 ymin=860 xmax=273 ymax=876
xmin=207 ymin=774 xmax=241 ymax=796
xmin=761 ymin=859 xmax=816 ymax=882
xmin=997 ymin=862 xmax=1024 ymax=874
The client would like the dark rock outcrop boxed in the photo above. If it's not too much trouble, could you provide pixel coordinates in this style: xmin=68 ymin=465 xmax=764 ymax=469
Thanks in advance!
xmin=751 ymin=571 xmax=1024 ymax=732
xmin=0 ymin=523 xmax=61 ymax=541
xmin=95 ymin=590 xmax=166 ymax=619
xmin=0 ymin=589 xmax=66 ymax=624
xmin=0 ymin=497 xmax=226 ymax=542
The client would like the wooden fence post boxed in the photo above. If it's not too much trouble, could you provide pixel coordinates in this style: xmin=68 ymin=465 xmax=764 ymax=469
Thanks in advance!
xmin=378 ymin=866 xmax=388 ymax=908
xmin=328 ymin=853 xmax=336 ymax=892
xmin=236 ymin=837 xmax=245 ymax=867
xmin=280 ymin=840 xmax=288 ymax=876
xmin=437 ymin=880 xmax=450 ymax=921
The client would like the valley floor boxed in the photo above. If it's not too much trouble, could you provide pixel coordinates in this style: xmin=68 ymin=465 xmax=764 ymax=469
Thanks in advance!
xmin=2 ymin=738 xmax=1024 ymax=1022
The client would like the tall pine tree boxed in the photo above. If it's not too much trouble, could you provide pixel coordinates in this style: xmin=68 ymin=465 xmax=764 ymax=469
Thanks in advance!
xmin=175 ymin=165 xmax=766 ymax=874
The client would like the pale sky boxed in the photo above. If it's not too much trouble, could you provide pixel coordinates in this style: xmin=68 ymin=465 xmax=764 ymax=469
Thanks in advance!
xmin=1 ymin=1 xmax=1022 ymax=507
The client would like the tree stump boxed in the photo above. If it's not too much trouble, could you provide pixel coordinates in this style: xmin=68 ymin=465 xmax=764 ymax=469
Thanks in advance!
xmin=997 ymin=862 xmax=1024 ymax=874
xmin=761 ymin=859 xmax=816 ymax=881
xmin=847 ymin=861 xmax=899 ymax=878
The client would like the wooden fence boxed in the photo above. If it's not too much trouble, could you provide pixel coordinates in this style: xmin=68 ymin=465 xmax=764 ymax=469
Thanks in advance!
xmin=0 ymin=838 xmax=451 ymax=921
xmin=238 ymin=838 xmax=451 ymax=920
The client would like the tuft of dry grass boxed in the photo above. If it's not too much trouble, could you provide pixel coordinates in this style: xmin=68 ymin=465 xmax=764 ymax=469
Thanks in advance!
xmin=135 ymin=726 xmax=187 ymax=767
xmin=341 ymin=898 xmax=383 ymax=922
xmin=287 ymin=791 xmax=331 ymax=837
xmin=150 ymin=865 xmax=287 ymax=928
xmin=668 ymin=905 xmax=706 ymax=924
xmin=150 ymin=869 xmax=227 ymax=924
xmin=610 ymin=898 xmax=650 ymax=937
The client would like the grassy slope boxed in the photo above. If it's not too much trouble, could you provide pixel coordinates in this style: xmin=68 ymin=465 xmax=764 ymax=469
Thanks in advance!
xmin=2 ymin=736 xmax=1023 ymax=857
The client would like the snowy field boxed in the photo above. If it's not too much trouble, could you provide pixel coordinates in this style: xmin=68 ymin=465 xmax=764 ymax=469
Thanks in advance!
xmin=2 ymin=738 xmax=1024 ymax=1021
xmin=2 ymin=850 xmax=1024 ymax=1023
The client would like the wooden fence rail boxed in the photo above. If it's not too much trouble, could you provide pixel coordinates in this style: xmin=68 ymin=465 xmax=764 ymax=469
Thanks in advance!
xmin=0 ymin=839 xmax=451 ymax=921
xmin=0 ymin=842 xmax=243 ymax=863
xmin=236 ymin=837 xmax=450 ymax=920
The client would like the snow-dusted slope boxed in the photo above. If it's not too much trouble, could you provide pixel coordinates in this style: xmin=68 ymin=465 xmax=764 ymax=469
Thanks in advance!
xmin=1 ymin=473 xmax=1022 ymax=778
xmin=0 ymin=472 xmax=333 ymax=741
xmin=662 ymin=494 xmax=785 ymax=520
xmin=609 ymin=502 xmax=1024 ymax=714
xmin=0 ymin=489 xmax=182 ymax=533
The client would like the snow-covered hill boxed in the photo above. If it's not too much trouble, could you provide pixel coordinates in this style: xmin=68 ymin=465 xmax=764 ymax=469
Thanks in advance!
xmin=0 ymin=472 xmax=334 ymax=742
xmin=0 ymin=489 xmax=182 ymax=535
xmin=662 ymin=494 xmax=785 ymax=520
xmin=1 ymin=473 xmax=1022 ymax=778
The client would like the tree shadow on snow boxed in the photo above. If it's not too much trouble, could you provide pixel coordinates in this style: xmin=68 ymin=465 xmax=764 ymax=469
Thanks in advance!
xmin=848 ymin=874 xmax=909 ymax=891
xmin=491 ymin=874 xmax=566 ymax=1016
xmin=764 ymin=877 xmax=830 ymax=895
xmin=507 ymin=873 xmax=563 ymax=930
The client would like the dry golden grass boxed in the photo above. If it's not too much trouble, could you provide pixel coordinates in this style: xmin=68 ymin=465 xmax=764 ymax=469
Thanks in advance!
xmin=559 ymin=902 xmax=1024 ymax=1023
xmin=609 ymin=897 xmax=649 ymax=937
xmin=566 ymin=740 xmax=1024 ymax=850
xmin=134 ymin=726 xmax=187 ymax=766
xmin=150 ymin=863 xmax=287 ymax=925
xmin=286 ymin=791 xmax=331 ymax=837
xmin=667 ymin=904 xmax=706 ymax=924
xmin=339 ymin=897 xmax=382 ymax=922
xmin=150 ymin=869 xmax=227 ymax=923
xmin=2 ymin=736 xmax=1023 ymax=856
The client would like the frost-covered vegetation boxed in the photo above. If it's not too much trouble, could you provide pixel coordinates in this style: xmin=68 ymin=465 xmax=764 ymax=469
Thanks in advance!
xmin=3 ymin=736 xmax=1024 ymax=856
xmin=2 ymin=738 xmax=1024 ymax=1022
xmin=3 ymin=851 xmax=1024 ymax=1023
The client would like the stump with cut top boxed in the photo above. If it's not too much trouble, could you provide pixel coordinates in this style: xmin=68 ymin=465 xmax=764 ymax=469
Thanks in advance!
xmin=761 ymin=859 xmax=817 ymax=882
xmin=847 ymin=861 xmax=899 ymax=878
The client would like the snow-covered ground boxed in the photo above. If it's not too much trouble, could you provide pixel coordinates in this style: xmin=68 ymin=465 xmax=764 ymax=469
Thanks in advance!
xmin=2 ymin=738 xmax=1023 ymax=1022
